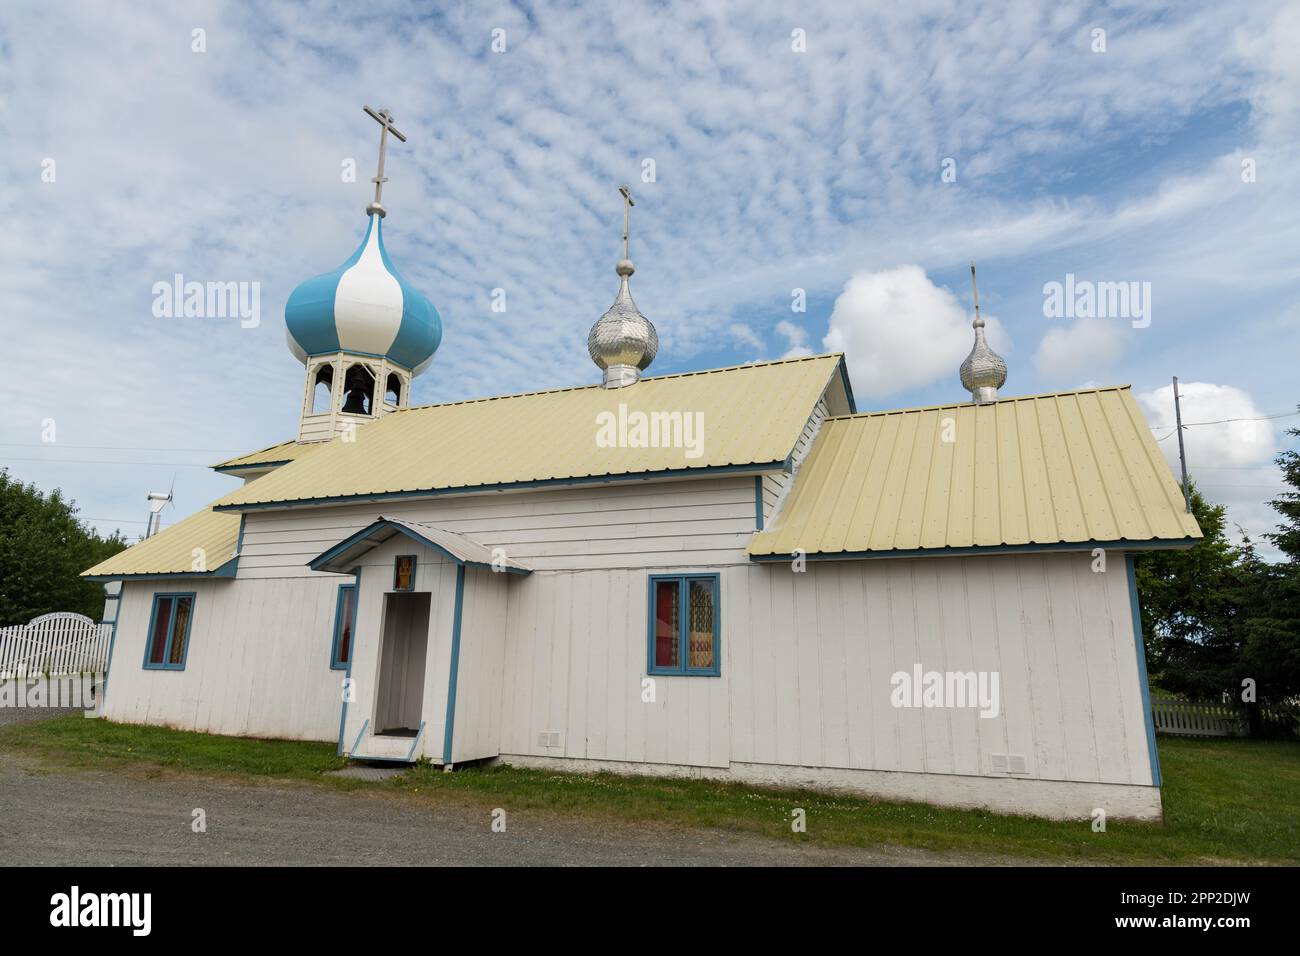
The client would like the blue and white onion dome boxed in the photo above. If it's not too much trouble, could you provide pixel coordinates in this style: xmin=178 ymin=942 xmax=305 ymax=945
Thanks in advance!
xmin=285 ymin=213 xmax=442 ymax=375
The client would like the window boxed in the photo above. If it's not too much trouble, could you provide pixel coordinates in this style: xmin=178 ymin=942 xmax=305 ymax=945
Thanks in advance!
xmin=393 ymin=555 xmax=416 ymax=591
xmin=384 ymin=372 xmax=402 ymax=406
xmin=330 ymin=583 xmax=357 ymax=669
xmin=647 ymin=574 xmax=720 ymax=676
xmin=143 ymin=593 xmax=195 ymax=670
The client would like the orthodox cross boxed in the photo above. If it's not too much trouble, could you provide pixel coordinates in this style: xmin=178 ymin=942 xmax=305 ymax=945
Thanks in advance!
xmin=363 ymin=105 xmax=407 ymax=217
xmin=619 ymin=184 xmax=635 ymax=260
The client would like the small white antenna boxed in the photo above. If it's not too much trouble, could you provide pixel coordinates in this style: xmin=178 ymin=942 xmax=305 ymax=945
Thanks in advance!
xmin=144 ymin=482 xmax=174 ymax=539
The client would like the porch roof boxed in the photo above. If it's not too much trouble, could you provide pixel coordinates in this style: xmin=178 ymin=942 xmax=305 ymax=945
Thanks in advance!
xmin=308 ymin=516 xmax=533 ymax=575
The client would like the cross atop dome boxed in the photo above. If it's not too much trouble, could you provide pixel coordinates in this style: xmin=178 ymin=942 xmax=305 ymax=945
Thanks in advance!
xmin=363 ymin=105 xmax=406 ymax=218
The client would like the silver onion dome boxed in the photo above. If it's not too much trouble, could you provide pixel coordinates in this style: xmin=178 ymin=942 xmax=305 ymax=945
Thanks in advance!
xmin=960 ymin=263 xmax=1006 ymax=403
xmin=588 ymin=258 xmax=658 ymax=388
xmin=959 ymin=317 xmax=1007 ymax=403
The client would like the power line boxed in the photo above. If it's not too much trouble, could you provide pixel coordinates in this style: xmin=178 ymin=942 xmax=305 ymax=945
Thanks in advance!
xmin=0 ymin=457 xmax=213 ymax=468
xmin=0 ymin=442 xmax=241 ymax=453
xmin=1150 ymin=409 xmax=1300 ymax=432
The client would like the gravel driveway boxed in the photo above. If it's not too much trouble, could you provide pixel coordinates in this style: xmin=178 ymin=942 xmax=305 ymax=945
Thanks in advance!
xmin=0 ymin=711 xmax=1037 ymax=866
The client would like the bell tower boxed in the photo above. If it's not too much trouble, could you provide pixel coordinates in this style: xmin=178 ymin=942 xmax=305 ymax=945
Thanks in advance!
xmin=284 ymin=107 xmax=441 ymax=443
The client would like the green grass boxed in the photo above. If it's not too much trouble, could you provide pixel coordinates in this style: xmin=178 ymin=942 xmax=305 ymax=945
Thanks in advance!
xmin=3 ymin=716 xmax=1296 ymax=864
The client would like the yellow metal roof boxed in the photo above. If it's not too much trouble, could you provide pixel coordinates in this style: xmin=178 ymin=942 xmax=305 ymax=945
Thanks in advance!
xmin=748 ymin=386 xmax=1202 ymax=557
xmin=213 ymin=355 xmax=846 ymax=510
xmin=212 ymin=439 xmax=314 ymax=471
xmin=83 ymin=503 xmax=241 ymax=579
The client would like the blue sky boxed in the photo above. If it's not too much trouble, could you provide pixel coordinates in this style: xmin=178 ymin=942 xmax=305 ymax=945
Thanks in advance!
xmin=1 ymin=0 xmax=1297 ymax=554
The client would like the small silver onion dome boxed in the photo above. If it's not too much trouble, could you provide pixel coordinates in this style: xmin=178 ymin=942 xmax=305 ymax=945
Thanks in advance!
xmin=960 ymin=263 xmax=1006 ymax=403
xmin=959 ymin=317 xmax=1007 ymax=402
xmin=588 ymin=258 xmax=659 ymax=388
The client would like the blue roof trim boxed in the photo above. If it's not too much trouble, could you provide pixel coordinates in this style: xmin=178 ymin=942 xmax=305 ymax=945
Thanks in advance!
xmin=212 ymin=459 xmax=294 ymax=475
xmin=835 ymin=354 xmax=858 ymax=414
xmin=215 ymin=459 xmax=789 ymax=513
xmin=84 ymin=554 xmax=240 ymax=583
xmin=748 ymin=538 xmax=1197 ymax=562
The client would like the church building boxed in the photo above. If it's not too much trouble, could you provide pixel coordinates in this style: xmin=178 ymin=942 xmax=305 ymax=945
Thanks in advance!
xmin=84 ymin=109 xmax=1201 ymax=821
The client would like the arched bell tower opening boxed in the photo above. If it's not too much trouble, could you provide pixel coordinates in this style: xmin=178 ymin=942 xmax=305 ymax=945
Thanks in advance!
xmin=342 ymin=364 xmax=375 ymax=416
xmin=310 ymin=364 xmax=334 ymax=414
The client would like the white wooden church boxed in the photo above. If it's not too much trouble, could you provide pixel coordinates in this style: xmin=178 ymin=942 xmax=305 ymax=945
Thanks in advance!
xmin=85 ymin=110 xmax=1201 ymax=821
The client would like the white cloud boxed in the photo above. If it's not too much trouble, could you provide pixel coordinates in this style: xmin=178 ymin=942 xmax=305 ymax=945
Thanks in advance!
xmin=822 ymin=265 xmax=1007 ymax=399
xmin=1136 ymin=382 xmax=1285 ymax=553
xmin=1138 ymin=382 xmax=1276 ymax=469
xmin=1033 ymin=319 xmax=1127 ymax=380
xmin=775 ymin=320 xmax=812 ymax=359
xmin=727 ymin=323 xmax=764 ymax=351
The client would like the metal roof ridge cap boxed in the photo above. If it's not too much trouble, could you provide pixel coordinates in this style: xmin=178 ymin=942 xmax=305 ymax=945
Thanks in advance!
xmin=397 ymin=353 xmax=845 ymax=415
xmin=821 ymin=384 xmax=1133 ymax=421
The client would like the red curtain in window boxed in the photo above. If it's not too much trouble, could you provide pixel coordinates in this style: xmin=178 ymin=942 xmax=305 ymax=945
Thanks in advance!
xmin=654 ymin=580 xmax=680 ymax=668
xmin=148 ymin=597 xmax=173 ymax=664
xmin=337 ymin=587 xmax=356 ymax=664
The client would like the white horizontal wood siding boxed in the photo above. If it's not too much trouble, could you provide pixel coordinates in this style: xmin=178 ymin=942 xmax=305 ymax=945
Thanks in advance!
xmin=235 ymin=476 xmax=758 ymax=578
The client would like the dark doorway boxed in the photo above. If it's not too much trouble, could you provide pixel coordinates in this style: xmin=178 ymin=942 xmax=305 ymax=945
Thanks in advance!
xmin=374 ymin=591 xmax=430 ymax=735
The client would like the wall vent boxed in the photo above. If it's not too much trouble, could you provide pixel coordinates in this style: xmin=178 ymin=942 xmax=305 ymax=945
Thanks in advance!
xmin=537 ymin=731 xmax=562 ymax=749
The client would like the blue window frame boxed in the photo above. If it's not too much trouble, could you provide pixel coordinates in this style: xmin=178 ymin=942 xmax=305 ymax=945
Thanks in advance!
xmin=330 ymin=583 xmax=358 ymax=670
xmin=647 ymin=574 xmax=720 ymax=676
xmin=142 ymin=592 xmax=196 ymax=671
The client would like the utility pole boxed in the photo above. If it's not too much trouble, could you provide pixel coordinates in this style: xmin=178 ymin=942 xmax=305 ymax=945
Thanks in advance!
xmin=1172 ymin=376 xmax=1191 ymax=513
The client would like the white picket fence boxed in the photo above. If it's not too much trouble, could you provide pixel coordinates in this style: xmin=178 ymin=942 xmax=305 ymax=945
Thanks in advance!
xmin=1151 ymin=697 xmax=1248 ymax=737
xmin=0 ymin=612 xmax=113 ymax=679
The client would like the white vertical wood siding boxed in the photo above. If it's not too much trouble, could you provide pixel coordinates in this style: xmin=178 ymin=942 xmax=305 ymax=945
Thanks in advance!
xmin=450 ymin=568 xmax=510 ymax=763
xmin=500 ymin=552 xmax=1155 ymax=788
xmin=103 ymin=578 xmax=344 ymax=740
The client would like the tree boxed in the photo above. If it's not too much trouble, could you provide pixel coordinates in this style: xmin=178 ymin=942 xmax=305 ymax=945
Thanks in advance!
xmin=1237 ymin=422 xmax=1300 ymax=732
xmin=0 ymin=469 xmax=128 ymax=626
xmin=1134 ymin=481 xmax=1249 ymax=698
